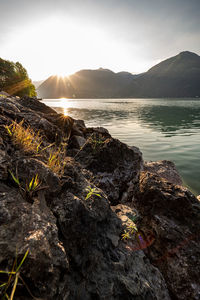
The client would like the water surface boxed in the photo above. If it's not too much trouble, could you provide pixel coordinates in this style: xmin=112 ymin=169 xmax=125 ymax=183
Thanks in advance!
xmin=42 ymin=98 xmax=200 ymax=195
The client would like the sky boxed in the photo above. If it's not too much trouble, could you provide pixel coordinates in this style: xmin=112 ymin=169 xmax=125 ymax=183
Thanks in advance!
xmin=0 ymin=0 xmax=200 ymax=80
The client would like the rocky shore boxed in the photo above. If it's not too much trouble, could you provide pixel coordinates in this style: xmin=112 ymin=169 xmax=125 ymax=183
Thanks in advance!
xmin=0 ymin=95 xmax=199 ymax=300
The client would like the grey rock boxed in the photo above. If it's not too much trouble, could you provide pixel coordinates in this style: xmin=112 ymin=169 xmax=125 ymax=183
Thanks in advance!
xmin=144 ymin=160 xmax=183 ymax=185
xmin=134 ymin=171 xmax=200 ymax=300
xmin=70 ymin=135 xmax=86 ymax=149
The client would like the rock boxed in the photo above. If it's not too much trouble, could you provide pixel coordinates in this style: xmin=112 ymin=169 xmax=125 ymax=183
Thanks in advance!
xmin=0 ymin=91 xmax=10 ymax=97
xmin=17 ymin=96 xmax=56 ymax=114
xmin=0 ymin=184 xmax=69 ymax=299
xmin=135 ymin=171 xmax=197 ymax=219
xmin=144 ymin=160 xmax=183 ymax=185
xmin=50 ymin=161 xmax=170 ymax=300
xmin=71 ymin=125 xmax=84 ymax=137
xmin=0 ymin=149 xmax=10 ymax=180
xmin=0 ymin=98 xmax=21 ymax=113
xmin=134 ymin=171 xmax=200 ymax=300
xmin=70 ymin=135 xmax=86 ymax=149
xmin=106 ymin=233 xmax=119 ymax=247
xmin=44 ymin=113 xmax=74 ymax=138
xmin=0 ymin=95 xmax=199 ymax=299
xmin=76 ymin=135 xmax=143 ymax=204
xmin=73 ymin=119 xmax=86 ymax=129
xmin=15 ymin=157 xmax=61 ymax=194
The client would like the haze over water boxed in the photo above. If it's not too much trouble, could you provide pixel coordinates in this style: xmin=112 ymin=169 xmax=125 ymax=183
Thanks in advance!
xmin=42 ymin=98 xmax=200 ymax=195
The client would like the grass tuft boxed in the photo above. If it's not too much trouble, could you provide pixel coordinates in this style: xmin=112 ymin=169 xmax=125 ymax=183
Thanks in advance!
xmin=6 ymin=120 xmax=68 ymax=176
xmin=5 ymin=120 xmax=42 ymax=153
xmin=9 ymin=170 xmax=42 ymax=200
xmin=0 ymin=249 xmax=29 ymax=300
xmin=47 ymin=144 xmax=67 ymax=175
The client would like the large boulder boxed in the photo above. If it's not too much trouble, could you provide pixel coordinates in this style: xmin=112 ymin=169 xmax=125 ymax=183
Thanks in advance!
xmin=76 ymin=128 xmax=143 ymax=205
xmin=0 ymin=183 xmax=68 ymax=299
xmin=134 ymin=171 xmax=200 ymax=300
xmin=144 ymin=160 xmax=183 ymax=185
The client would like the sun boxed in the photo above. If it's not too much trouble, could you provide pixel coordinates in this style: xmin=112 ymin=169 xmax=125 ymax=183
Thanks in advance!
xmin=55 ymin=72 xmax=70 ymax=78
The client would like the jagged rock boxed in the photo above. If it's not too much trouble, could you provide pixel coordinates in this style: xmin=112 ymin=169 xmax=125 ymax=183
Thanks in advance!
xmin=15 ymin=157 xmax=61 ymax=194
xmin=70 ymin=135 xmax=86 ymax=149
xmin=134 ymin=171 xmax=200 ymax=300
xmin=17 ymin=96 xmax=56 ymax=114
xmin=71 ymin=119 xmax=86 ymax=137
xmin=135 ymin=171 xmax=197 ymax=219
xmin=0 ymin=183 xmax=68 ymax=299
xmin=76 ymin=134 xmax=143 ymax=204
xmin=0 ymin=95 xmax=199 ymax=299
xmin=144 ymin=160 xmax=183 ymax=185
xmin=73 ymin=119 xmax=86 ymax=129
xmin=50 ymin=160 xmax=170 ymax=300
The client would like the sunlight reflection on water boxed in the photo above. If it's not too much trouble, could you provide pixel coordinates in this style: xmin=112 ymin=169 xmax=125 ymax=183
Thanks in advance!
xmin=42 ymin=98 xmax=200 ymax=195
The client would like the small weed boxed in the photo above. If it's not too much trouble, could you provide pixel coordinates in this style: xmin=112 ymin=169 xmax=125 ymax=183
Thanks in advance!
xmin=122 ymin=224 xmax=138 ymax=240
xmin=0 ymin=249 xmax=29 ymax=300
xmin=85 ymin=186 xmax=101 ymax=200
xmin=121 ymin=220 xmax=145 ymax=249
xmin=9 ymin=170 xmax=20 ymax=187
xmin=89 ymin=134 xmax=104 ymax=151
xmin=5 ymin=120 xmax=42 ymax=153
xmin=26 ymin=174 xmax=41 ymax=192
xmin=9 ymin=170 xmax=42 ymax=200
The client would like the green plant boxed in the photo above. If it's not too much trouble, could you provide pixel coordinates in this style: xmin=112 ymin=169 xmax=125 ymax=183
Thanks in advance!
xmin=9 ymin=170 xmax=20 ymax=187
xmin=121 ymin=221 xmax=145 ymax=249
xmin=26 ymin=174 xmax=41 ymax=192
xmin=9 ymin=170 xmax=42 ymax=198
xmin=122 ymin=224 xmax=138 ymax=240
xmin=5 ymin=120 xmax=42 ymax=153
xmin=90 ymin=134 xmax=104 ymax=151
xmin=85 ymin=186 xmax=101 ymax=200
xmin=0 ymin=249 xmax=29 ymax=300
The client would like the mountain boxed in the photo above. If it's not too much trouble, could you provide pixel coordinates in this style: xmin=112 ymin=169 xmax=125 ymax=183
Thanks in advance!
xmin=33 ymin=80 xmax=45 ymax=88
xmin=123 ymin=51 xmax=200 ymax=98
xmin=37 ymin=51 xmax=200 ymax=98
xmin=37 ymin=68 xmax=135 ymax=98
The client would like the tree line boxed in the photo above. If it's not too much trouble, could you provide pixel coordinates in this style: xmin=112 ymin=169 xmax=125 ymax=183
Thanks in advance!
xmin=0 ymin=58 xmax=36 ymax=97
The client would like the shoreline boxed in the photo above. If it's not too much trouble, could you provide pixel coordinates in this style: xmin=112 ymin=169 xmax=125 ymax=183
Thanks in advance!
xmin=0 ymin=95 xmax=199 ymax=299
xmin=42 ymin=97 xmax=200 ymax=196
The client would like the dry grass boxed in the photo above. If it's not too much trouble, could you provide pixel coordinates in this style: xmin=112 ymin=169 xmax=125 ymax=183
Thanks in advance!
xmin=5 ymin=120 xmax=42 ymax=153
xmin=47 ymin=145 xmax=67 ymax=175
xmin=0 ymin=249 xmax=29 ymax=300
xmin=6 ymin=120 xmax=67 ymax=175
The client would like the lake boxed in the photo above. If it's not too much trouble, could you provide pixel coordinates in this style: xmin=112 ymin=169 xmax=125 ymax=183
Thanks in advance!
xmin=42 ymin=98 xmax=200 ymax=196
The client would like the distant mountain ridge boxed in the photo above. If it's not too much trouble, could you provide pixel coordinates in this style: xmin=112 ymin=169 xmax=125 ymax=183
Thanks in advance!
xmin=37 ymin=68 xmax=136 ymax=98
xmin=37 ymin=51 xmax=200 ymax=98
